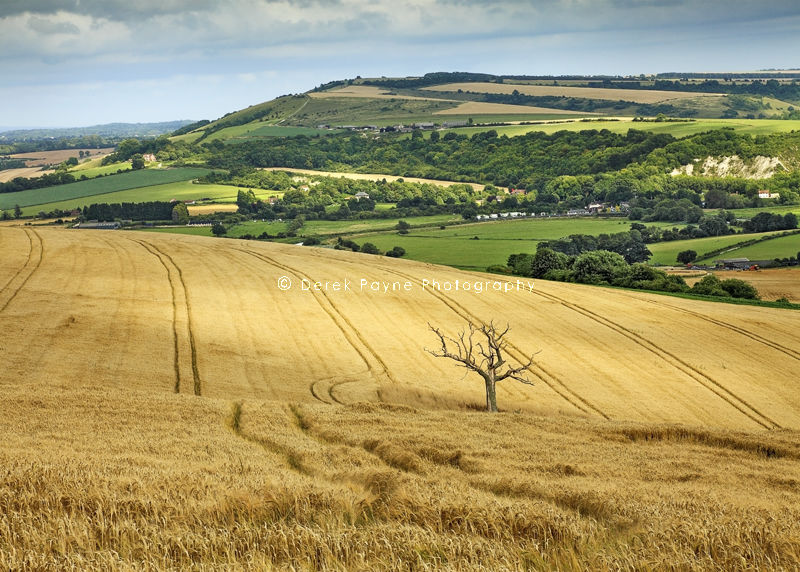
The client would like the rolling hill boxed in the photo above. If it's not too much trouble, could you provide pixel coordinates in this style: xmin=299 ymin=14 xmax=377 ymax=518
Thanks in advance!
xmin=3 ymin=226 xmax=800 ymax=569
xmin=2 ymin=227 xmax=798 ymax=427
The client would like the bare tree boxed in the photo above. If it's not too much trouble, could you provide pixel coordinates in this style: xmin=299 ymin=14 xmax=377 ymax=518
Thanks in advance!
xmin=426 ymin=321 xmax=536 ymax=412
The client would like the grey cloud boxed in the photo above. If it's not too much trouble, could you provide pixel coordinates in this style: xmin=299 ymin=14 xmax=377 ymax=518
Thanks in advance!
xmin=27 ymin=15 xmax=80 ymax=34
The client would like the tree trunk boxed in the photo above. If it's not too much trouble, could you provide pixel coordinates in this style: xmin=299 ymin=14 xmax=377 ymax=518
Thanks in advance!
xmin=485 ymin=374 xmax=498 ymax=413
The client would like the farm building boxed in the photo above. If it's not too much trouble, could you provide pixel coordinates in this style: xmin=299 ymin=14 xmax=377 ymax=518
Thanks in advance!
xmin=714 ymin=258 xmax=754 ymax=270
xmin=353 ymin=191 xmax=370 ymax=200
xmin=75 ymin=221 xmax=120 ymax=230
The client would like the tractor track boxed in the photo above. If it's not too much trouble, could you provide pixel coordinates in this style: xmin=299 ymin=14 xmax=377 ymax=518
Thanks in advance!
xmin=0 ymin=228 xmax=43 ymax=314
xmin=524 ymin=286 xmax=781 ymax=430
xmin=237 ymin=247 xmax=398 ymax=396
xmin=643 ymin=297 xmax=800 ymax=362
xmin=304 ymin=249 xmax=605 ymax=418
xmin=374 ymin=263 xmax=609 ymax=419
xmin=129 ymin=238 xmax=201 ymax=396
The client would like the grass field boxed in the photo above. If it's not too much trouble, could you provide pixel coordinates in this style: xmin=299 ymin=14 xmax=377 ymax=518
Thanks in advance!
xmin=20 ymin=181 xmax=275 ymax=216
xmin=203 ymin=123 xmax=339 ymax=142
xmin=720 ymin=232 xmax=800 ymax=260
xmin=349 ymin=217 xmax=667 ymax=270
xmin=68 ymin=160 xmax=132 ymax=178
xmin=1 ymin=167 xmax=210 ymax=211
xmin=712 ymin=205 xmax=800 ymax=218
xmin=2 ymin=227 xmax=800 ymax=569
xmin=647 ymin=231 xmax=789 ymax=265
xmin=423 ymin=82 xmax=725 ymax=103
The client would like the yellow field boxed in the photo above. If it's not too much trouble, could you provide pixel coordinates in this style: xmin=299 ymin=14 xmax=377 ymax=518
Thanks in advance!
xmin=186 ymin=203 xmax=240 ymax=215
xmin=309 ymin=85 xmax=456 ymax=102
xmin=309 ymin=85 xmax=588 ymax=115
xmin=434 ymin=101 xmax=588 ymax=115
xmin=262 ymin=167 xmax=485 ymax=190
xmin=680 ymin=267 xmax=800 ymax=303
xmin=0 ymin=166 xmax=52 ymax=182
xmin=2 ymin=227 xmax=800 ymax=569
xmin=424 ymin=82 xmax=726 ymax=104
xmin=9 ymin=148 xmax=115 ymax=166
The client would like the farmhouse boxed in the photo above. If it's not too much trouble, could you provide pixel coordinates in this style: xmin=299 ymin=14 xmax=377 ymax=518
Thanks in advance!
xmin=588 ymin=202 xmax=605 ymax=213
xmin=353 ymin=191 xmax=370 ymax=200
xmin=142 ymin=153 xmax=156 ymax=162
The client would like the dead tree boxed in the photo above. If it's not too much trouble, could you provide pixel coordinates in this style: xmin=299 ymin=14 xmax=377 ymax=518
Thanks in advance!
xmin=426 ymin=321 xmax=536 ymax=412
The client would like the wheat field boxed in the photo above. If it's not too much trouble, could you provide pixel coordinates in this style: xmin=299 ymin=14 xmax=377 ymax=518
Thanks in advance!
xmin=2 ymin=227 xmax=800 ymax=569
xmin=424 ymin=82 xmax=725 ymax=104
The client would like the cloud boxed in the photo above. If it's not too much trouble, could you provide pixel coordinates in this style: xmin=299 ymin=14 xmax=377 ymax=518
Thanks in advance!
xmin=27 ymin=14 xmax=80 ymax=34
xmin=1 ymin=0 xmax=800 ymax=126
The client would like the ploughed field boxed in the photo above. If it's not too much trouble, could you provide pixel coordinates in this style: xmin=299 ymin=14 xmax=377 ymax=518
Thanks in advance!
xmin=2 ymin=227 xmax=800 ymax=569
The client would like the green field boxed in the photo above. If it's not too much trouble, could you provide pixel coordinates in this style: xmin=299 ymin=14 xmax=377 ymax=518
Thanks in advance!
xmin=708 ymin=205 xmax=800 ymax=219
xmin=444 ymin=118 xmax=800 ymax=138
xmin=207 ymin=124 xmax=339 ymax=142
xmin=69 ymin=161 xmax=132 ymax=179
xmin=20 ymin=181 xmax=276 ymax=216
xmin=345 ymin=217 xmax=664 ymax=270
xmin=719 ymin=232 xmax=800 ymax=261
xmin=648 ymin=231 xmax=789 ymax=265
xmin=408 ymin=217 xmax=636 ymax=239
xmin=2 ymin=168 xmax=210 ymax=211
xmin=347 ymin=232 xmax=540 ymax=270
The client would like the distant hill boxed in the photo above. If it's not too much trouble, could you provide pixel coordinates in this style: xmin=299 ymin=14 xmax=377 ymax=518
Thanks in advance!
xmin=0 ymin=120 xmax=196 ymax=142
xmin=171 ymin=71 xmax=800 ymax=145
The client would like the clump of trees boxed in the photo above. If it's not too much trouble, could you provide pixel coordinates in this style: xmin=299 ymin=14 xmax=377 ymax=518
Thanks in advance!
xmin=504 ymin=247 xmax=759 ymax=300
xmin=743 ymin=212 xmax=798 ymax=233
xmin=334 ymin=237 xmax=405 ymax=257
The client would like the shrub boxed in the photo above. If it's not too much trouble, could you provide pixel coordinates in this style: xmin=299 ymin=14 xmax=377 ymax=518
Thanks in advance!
xmin=720 ymin=278 xmax=760 ymax=299
xmin=691 ymin=274 xmax=730 ymax=297
xmin=385 ymin=246 xmax=406 ymax=258
xmin=676 ymin=249 xmax=698 ymax=264
xmin=572 ymin=250 xmax=628 ymax=284
xmin=361 ymin=242 xmax=382 ymax=255
xmin=486 ymin=264 xmax=512 ymax=274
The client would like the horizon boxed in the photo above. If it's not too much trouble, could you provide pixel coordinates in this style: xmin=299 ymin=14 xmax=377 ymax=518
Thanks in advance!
xmin=2 ymin=1 xmax=800 ymax=127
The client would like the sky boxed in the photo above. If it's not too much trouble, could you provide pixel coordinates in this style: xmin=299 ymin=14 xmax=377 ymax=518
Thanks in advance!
xmin=1 ymin=0 xmax=800 ymax=128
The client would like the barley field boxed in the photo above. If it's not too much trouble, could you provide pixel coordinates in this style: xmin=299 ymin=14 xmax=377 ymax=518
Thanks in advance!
xmin=424 ymin=82 xmax=725 ymax=104
xmin=1 ymin=227 xmax=799 ymax=569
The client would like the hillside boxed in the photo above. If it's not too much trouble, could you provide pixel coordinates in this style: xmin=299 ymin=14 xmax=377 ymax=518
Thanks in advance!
xmin=171 ymin=72 xmax=800 ymax=145
xmin=2 ymin=227 xmax=799 ymax=427
xmin=2 ymin=226 xmax=800 ymax=569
